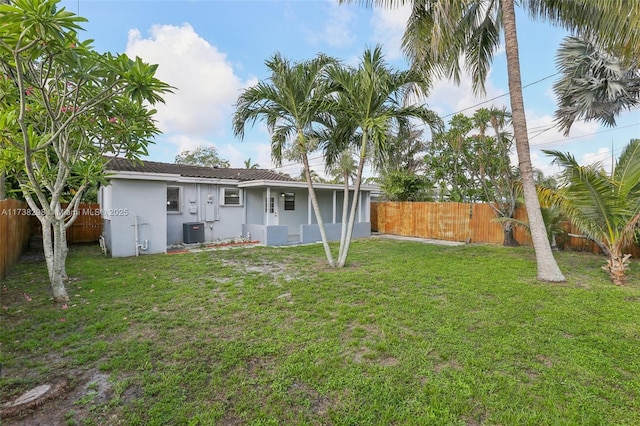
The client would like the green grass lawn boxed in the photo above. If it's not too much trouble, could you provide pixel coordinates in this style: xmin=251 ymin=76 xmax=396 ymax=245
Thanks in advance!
xmin=1 ymin=239 xmax=640 ymax=425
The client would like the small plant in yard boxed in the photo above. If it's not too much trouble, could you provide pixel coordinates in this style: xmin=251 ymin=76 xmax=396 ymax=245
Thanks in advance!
xmin=0 ymin=240 xmax=639 ymax=424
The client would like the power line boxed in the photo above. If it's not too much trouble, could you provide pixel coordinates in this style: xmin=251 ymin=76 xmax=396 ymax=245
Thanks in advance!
xmin=268 ymin=72 xmax=640 ymax=172
xmin=531 ymin=121 xmax=640 ymax=147
xmin=440 ymin=72 xmax=560 ymax=118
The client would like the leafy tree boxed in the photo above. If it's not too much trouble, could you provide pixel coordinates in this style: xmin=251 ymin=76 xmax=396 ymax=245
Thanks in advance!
xmin=0 ymin=0 xmax=172 ymax=302
xmin=378 ymin=169 xmax=433 ymax=202
xmin=375 ymin=124 xmax=429 ymax=174
xmin=233 ymin=53 xmax=338 ymax=266
xmin=324 ymin=45 xmax=441 ymax=267
xmin=541 ymin=140 xmax=640 ymax=285
xmin=424 ymin=114 xmax=478 ymax=202
xmin=374 ymin=124 xmax=435 ymax=202
xmin=341 ymin=0 xmax=640 ymax=280
xmin=0 ymin=0 xmax=5 ymax=201
xmin=175 ymin=145 xmax=230 ymax=168
xmin=424 ymin=108 xmax=520 ymax=246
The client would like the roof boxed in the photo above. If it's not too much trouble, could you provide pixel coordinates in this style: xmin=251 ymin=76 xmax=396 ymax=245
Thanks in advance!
xmin=106 ymin=157 xmax=297 ymax=182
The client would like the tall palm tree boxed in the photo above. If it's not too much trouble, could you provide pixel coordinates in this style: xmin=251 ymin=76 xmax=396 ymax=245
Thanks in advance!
xmin=233 ymin=53 xmax=337 ymax=266
xmin=340 ymin=0 xmax=640 ymax=282
xmin=325 ymin=45 xmax=441 ymax=267
xmin=541 ymin=139 xmax=640 ymax=285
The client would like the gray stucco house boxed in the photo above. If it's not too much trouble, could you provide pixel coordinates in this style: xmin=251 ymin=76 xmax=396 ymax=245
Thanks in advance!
xmin=99 ymin=157 xmax=375 ymax=257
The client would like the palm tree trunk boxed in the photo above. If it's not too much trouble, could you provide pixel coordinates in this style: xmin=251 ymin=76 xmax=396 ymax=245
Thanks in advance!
xmin=337 ymin=137 xmax=367 ymax=267
xmin=502 ymin=220 xmax=519 ymax=247
xmin=302 ymin=152 xmax=335 ymax=267
xmin=338 ymin=170 xmax=350 ymax=258
xmin=501 ymin=0 xmax=565 ymax=281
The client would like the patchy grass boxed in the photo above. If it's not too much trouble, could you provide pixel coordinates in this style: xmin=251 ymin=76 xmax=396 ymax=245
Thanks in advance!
xmin=1 ymin=239 xmax=640 ymax=425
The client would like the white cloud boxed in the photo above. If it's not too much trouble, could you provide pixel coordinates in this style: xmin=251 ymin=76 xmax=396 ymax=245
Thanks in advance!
xmin=582 ymin=147 xmax=611 ymax=170
xmin=165 ymin=135 xmax=218 ymax=157
xmin=306 ymin=1 xmax=356 ymax=48
xmin=428 ymin=75 xmax=507 ymax=118
xmin=220 ymin=142 xmax=275 ymax=170
xmin=524 ymin=111 xmax=600 ymax=149
xmin=370 ymin=4 xmax=411 ymax=60
xmin=126 ymin=24 xmax=245 ymax=137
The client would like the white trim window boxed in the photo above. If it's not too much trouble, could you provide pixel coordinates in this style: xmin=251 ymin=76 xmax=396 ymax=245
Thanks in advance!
xmin=167 ymin=186 xmax=181 ymax=213
xmin=222 ymin=188 xmax=242 ymax=206
xmin=283 ymin=192 xmax=295 ymax=211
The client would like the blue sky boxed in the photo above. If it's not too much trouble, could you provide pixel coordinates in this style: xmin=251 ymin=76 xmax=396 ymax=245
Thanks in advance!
xmin=60 ymin=0 xmax=640 ymax=178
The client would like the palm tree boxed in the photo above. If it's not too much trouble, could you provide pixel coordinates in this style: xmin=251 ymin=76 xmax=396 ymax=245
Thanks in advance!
xmin=244 ymin=158 xmax=260 ymax=169
xmin=233 ymin=53 xmax=337 ymax=266
xmin=554 ymin=35 xmax=640 ymax=136
xmin=541 ymin=139 xmax=640 ymax=285
xmin=325 ymin=45 xmax=441 ymax=267
xmin=340 ymin=0 xmax=640 ymax=282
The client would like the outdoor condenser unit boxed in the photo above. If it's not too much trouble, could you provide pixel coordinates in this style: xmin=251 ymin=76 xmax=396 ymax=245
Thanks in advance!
xmin=183 ymin=222 xmax=205 ymax=244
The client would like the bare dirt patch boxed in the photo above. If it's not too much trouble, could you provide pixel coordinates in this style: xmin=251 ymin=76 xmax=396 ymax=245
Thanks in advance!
xmin=219 ymin=258 xmax=300 ymax=282
xmin=1 ymin=369 xmax=114 ymax=425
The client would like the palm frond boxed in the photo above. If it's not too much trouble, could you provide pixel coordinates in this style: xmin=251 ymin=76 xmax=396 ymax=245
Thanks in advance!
xmin=553 ymin=36 xmax=640 ymax=135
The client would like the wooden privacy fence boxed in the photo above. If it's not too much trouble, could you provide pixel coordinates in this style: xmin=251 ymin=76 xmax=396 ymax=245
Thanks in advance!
xmin=371 ymin=201 xmax=640 ymax=258
xmin=371 ymin=201 xmax=531 ymax=245
xmin=0 ymin=199 xmax=32 ymax=279
xmin=29 ymin=203 xmax=103 ymax=244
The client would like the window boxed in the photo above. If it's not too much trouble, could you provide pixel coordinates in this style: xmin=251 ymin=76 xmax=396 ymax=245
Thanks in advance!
xmin=223 ymin=188 xmax=241 ymax=206
xmin=265 ymin=197 xmax=274 ymax=213
xmin=167 ymin=187 xmax=180 ymax=212
xmin=283 ymin=192 xmax=295 ymax=211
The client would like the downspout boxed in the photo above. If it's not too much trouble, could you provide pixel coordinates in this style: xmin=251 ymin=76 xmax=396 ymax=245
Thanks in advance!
xmin=134 ymin=215 xmax=149 ymax=256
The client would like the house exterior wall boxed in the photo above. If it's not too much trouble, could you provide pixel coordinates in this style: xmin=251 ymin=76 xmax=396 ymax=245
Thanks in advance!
xmin=215 ymin=186 xmax=245 ymax=240
xmin=310 ymin=191 xmax=334 ymax=224
xmin=245 ymin=190 xmax=263 ymax=226
xmin=300 ymin=222 xmax=371 ymax=244
xmin=275 ymin=189 xmax=307 ymax=236
xmin=165 ymin=183 xmax=245 ymax=244
xmin=102 ymin=179 xmax=167 ymax=257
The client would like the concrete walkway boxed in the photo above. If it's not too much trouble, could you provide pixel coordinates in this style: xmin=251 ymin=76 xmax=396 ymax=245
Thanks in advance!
xmin=372 ymin=233 xmax=466 ymax=246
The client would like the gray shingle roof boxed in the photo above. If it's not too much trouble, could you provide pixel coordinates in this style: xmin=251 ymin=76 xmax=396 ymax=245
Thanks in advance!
xmin=106 ymin=157 xmax=296 ymax=182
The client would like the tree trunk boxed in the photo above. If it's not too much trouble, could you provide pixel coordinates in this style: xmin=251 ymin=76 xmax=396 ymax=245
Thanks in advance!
xmin=57 ymin=217 xmax=69 ymax=280
xmin=501 ymin=0 xmax=565 ymax=282
xmin=39 ymin=216 xmax=69 ymax=302
xmin=302 ymin=152 xmax=335 ymax=267
xmin=338 ymin=170 xmax=350 ymax=258
xmin=24 ymin=195 xmax=70 ymax=302
xmin=51 ymin=219 xmax=69 ymax=301
xmin=502 ymin=221 xmax=519 ymax=247
xmin=604 ymin=249 xmax=630 ymax=285
xmin=337 ymin=138 xmax=367 ymax=267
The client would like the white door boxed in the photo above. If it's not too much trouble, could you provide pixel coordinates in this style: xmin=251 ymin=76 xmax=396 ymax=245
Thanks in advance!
xmin=263 ymin=192 xmax=278 ymax=225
